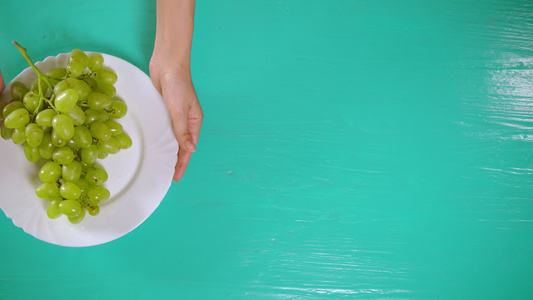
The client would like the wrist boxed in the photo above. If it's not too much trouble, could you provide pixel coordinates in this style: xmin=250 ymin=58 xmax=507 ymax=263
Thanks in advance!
xmin=151 ymin=43 xmax=190 ymax=71
xmin=152 ymin=0 xmax=195 ymax=71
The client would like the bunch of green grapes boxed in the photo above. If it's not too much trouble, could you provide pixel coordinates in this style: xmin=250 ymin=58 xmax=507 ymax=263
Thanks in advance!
xmin=0 ymin=42 xmax=132 ymax=224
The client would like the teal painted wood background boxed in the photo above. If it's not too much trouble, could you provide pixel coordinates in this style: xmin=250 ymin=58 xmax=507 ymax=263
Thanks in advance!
xmin=1 ymin=0 xmax=533 ymax=299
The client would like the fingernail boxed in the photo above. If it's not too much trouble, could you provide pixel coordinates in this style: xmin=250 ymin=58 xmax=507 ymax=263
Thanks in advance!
xmin=186 ymin=140 xmax=196 ymax=152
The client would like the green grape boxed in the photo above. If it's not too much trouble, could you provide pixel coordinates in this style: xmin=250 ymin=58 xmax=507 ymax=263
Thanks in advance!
xmin=80 ymin=145 xmax=98 ymax=164
xmin=55 ymin=89 xmax=79 ymax=113
xmin=46 ymin=199 xmax=62 ymax=219
xmin=25 ymin=123 xmax=44 ymax=147
xmin=0 ymin=102 xmax=7 ymax=120
xmin=75 ymin=178 xmax=90 ymax=197
xmin=107 ymin=100 xmax=127 ymax=119
xmin=53 ymin=77 xmax=79 ymax=95
xmin=97 ymin=137 xmax=120 ymax=154
xmin=87 ymin=92 xmax=111 ymax=109
xmin=51 ymin=129 xmax=67 ymax=147
xmin=83 ymin=77 xmax=98 ymax=91
xmin=72 ymin=125 xmax=92 ymax=148
xmin=76 ymin=80 xmax=92 ymax=101
xmin=97 ymin=152 xmax=108 ymax=159
xmin=51 ymin=114 xmax=75 ymax=140
xmin=4 ymin=108 xmax=30 ymax=129
xmin=39 ymin=132 xmax=55 ymax=159
xmin=66 ymin=105 xmax=86 ymax=126
xmin=105 ymin=120 xmax=122 ymax=136
xmin=66 ymin=61 xmax=85 ymax=77
xmin=85 ymin=166 xmax=108 ymax=185
xmin=95 ymin=80 xmax=116 ymax=97
xmin=30 ymin=78 xmax=50 ymax=95
xmin=84 ymin=109 xmax=99 ymax=125
xmin=11 ymin=127 xmax=26 ymax=144
xmin=2 ymin=101 xmax=24 ymax=119
xmin=95 ymin=69 xmax=117 ymax=85
xmin=87 ymin=186 xmax=110 ymax=204
xmin=60 ymin=182 xmax=82 ymax=200
xmin=88 ymin=53 xmax=104 ymax=71
xmin=48 ymin=78 xmax=60 ymax=86
xmin=58 ymin=199 xmax=81 ymax=216
xmin=84 ymin=109 xmax=108 ymax=125
xmin=115 ymin=132 xmax=133 ymax=149
xmin=66 ymin=139 xmax=81 ymax=151
xmin=52 ymin=147 xmax=75 ymax=165
xmin=23 ymin=91 xmax=40 ymax=112
xmin=112 ymin=96 xmax=124 ymax=103
xmin=23 ymin=143 xmax=40 ymax=162
xmin=1 ymin=124 xmax=13 ymax=140
xmin=39 ymin=161 xmax=62 ymax=183
xmin=36 ymin=182 xmax=60 ymax=199
xmin=80 ymin=161 xmax=91 ymax=171
xmin=87 ymin=205 xmax=100 ymax=216
xmin=10 ymin=81 xmax=29 ymax=101
xmin=95 ymin=109 xmax=109 ymax=122
xmin=68 ymin=208 xmax=86 ymax=224
xmin=35 ymin=109 xmax=57 ymax=127
xmin=47 ymin=68 xmax=67 ymax=80
xmin=89 ymin=122 xmax=111 ymax=141
xmin=70 ymin=49 xmax=88 ymax=67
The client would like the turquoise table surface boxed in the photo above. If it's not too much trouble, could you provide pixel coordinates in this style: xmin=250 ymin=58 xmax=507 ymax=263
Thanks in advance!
xmin=1 ymin=0 xmax=533 ymax=299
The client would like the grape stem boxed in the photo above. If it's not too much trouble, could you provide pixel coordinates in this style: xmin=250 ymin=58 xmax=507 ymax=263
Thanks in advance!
xmin=12 ymin=41 xmax=54 ymax=90
xmin=36 ymin=76 xmax=58 ymax=113
xmin=35 ymin=79 xmax=44 ymax=115
xmin=13 ymin=41 xmax=59 ymax=113
xmin=46 ymin=95 xmax=58 ymax=112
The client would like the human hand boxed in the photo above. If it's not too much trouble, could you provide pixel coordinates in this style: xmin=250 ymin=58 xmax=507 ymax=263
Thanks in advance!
xmin=0 ymin=69 xmax=4 ymax=94
xmin=149 ymin=59 xmax=203 ymax=182
xmin=150 ymin=0 xmax=201 ymax=182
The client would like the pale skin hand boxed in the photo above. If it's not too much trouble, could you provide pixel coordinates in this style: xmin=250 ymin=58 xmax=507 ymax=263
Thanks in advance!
xmin=0 ymin=69 xmax=4 ymax=94
xmin=150 ymin=0 xmax=203 ymax=182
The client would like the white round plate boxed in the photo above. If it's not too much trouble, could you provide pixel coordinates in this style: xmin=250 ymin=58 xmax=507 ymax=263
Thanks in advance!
xmin=0 ymin=52 xmax=178 ymax=247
